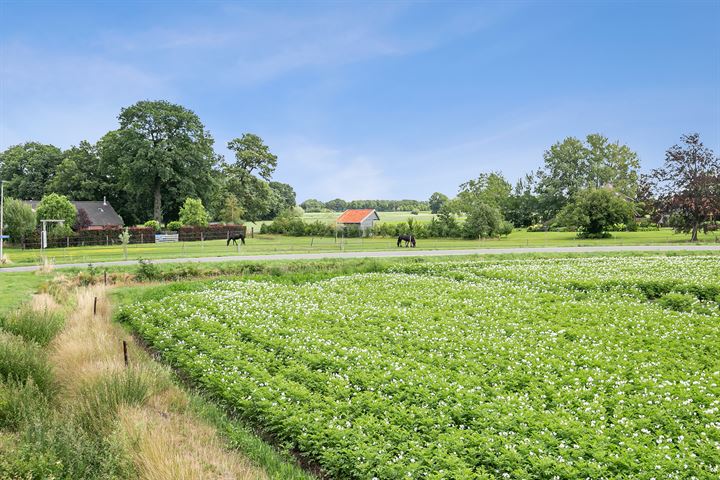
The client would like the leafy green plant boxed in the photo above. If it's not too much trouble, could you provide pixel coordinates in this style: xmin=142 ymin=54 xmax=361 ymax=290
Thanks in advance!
xmin=135 ymin=258 xmax=160 ymax=281
xmin=143 ymin=219 xmax=161 ymax=231
xmin=166 ymin=220 xmax=183 ymax=231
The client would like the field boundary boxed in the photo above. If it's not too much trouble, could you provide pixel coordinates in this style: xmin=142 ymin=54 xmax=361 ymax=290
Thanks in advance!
xmin=1 ymin=244 xmax=719 ymax=273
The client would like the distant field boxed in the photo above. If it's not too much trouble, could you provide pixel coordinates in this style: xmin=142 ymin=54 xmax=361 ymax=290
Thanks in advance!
xmin=245 ymin=210 xmax=445 ymax=229
xmin=0 ymin=228 xmax=717 ymax=268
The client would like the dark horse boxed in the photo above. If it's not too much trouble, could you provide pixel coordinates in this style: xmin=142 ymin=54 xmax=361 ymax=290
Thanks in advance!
xmin=397 ymin=234 xmax=416 ymax=248
xmin=227 ymin=233 xmax=246 ymax=246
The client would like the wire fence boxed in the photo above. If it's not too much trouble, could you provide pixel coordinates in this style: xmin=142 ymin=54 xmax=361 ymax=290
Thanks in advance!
xmin=2 ymin=231 xmax=719 ymax=268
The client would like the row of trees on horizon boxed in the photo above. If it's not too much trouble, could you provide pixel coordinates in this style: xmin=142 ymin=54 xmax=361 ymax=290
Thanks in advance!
xmin=1 ymin=99 xmax=718 ymax=241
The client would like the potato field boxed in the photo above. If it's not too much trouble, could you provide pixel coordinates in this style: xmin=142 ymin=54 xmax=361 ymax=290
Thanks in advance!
xmin=119 ymin=256 xmax=720 ymax=479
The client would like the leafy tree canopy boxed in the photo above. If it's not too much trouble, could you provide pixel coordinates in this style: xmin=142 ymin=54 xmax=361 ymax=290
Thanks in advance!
xmin=46 ymin=141 xmax=108 ymax=201
xmin=457 ymin=172 xmax=512 ymax=214
xmin=178 ymin=197 xmax=210 ymax=227
xmin=226 ymin=134 xmax=278 ymax=181
xmin=651 ymin=133 xmax=719 ymax=241
xmin=1 ymin=197 xmax=37 ymax=243
xmin=428 ymin=192 xmax=449 ymax=214
xmin=537 ymin=134 xmax=639 ymax=219
xmin=102 ymin=100 xmax=217 ymax=223
xmin=0 ymin=142 xmax=63 ymax=200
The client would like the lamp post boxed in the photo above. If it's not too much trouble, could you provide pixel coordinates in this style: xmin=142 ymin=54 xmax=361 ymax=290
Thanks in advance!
xmin=0 ymin=180 xmax=5 ymax=262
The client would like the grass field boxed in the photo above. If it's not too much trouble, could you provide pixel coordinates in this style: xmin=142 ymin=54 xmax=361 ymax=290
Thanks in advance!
xmin=118 ymin=254 xmax=720 ymax=479
xmin=245 ymin=210 xmax=444 ymax=229
xmin=0 ymin=273 xmax=50 ymax=314
xmin=1 ymin=228 xmax=717 ymax=268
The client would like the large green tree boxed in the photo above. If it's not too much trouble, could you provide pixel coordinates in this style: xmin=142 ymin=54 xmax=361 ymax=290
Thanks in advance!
xmin=226 ymin=134 xmax=278 ymax=181
xmin=100 ymin=100 xmax=218 ymax=223
xmin=46 ymin=141 xmax=109 ymax=200
xmin=222 ymin=133 xmax=279 ymax=221
xmin=428 ymin=192 xmax=449 ymax=214
xmin=0 ymin=142 xmax=63 ymax=199
xmin=266 ymin=181 xmax=297 ymax=219
xmin=457 ymin=172 xmax=512 ymax=214
xmin=652 ymin=133 xmax=720 ymax=241
xmin=537 ymin=134 xmax=639 ymax=219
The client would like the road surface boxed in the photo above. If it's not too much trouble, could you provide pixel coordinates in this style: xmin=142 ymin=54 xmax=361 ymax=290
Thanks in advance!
xmin=1 ymin=245 xmax=718 ymax=273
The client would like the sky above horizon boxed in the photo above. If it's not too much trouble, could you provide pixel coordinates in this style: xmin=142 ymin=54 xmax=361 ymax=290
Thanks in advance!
xmin=1 ymin=0 xmax=718 ymax=202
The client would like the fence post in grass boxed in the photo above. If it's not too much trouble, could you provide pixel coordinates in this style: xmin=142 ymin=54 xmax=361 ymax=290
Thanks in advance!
xmin=311 ymin=237 xmax=314 ymax=247
xmin=104 ymin=271 xmax=107 ymax=286
xmin=123 ymin=340 xmax=128 ymax=366
xmin=93 ymin=296 xmax=97 ymax=316
xmin=251 ymin=227 xmax=254 ymax=238
xmin=106 ymin=235 xmax=109 ymax=246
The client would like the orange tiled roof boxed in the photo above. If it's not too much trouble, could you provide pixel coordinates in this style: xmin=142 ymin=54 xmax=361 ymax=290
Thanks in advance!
xmin=336 ymin=209 xmax=377 ymax=224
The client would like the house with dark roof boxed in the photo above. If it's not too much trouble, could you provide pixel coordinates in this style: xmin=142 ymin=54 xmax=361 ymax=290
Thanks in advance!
xmin=336 ymin=209 xmax=380 ymax=234
xmin=26 ymin=198 xmax=124 ymax=230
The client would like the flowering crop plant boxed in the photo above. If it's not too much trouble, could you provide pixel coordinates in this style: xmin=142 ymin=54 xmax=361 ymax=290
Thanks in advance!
xmin=119 ymin=255 xmax=720 ymax=479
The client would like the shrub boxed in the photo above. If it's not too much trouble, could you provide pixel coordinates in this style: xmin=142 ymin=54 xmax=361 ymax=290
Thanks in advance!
xmin=143 ymin=220 xmax=161 ymax=231
xmin=136 ymin=259 xmax=161 ymax=281
xmin=36 ymin=193 xmax=77 ymax=235
xmin=0 ymin=307 xmax=64 ymax=346
xmin=556 ymin=188 xmax=634 ymax=237
xmin=178 ymin=197 xmax=209 ymax=227
xmin=166 ymin=220 xmax=183 ymax=231
xmin=1 ymin=197 xmax=37 ymax=244
xmin=527 ymin=224 xmax=547 ymax=232
xmin=499 ymin=221 xmax=514 ymax=236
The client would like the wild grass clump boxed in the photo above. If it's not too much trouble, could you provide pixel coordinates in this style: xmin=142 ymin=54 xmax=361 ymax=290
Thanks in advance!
xmin=0 ymin=378 xmax=46 ymax=430
xmin=0 ymin=407 xmax=135 ymax=479
xmin=75 ymin=367 xmax=156 ymax=435
xmin=0 ymin=332 xmax=53 ymax=394
xmin=0 ymin=306 xmax=64 ymax=346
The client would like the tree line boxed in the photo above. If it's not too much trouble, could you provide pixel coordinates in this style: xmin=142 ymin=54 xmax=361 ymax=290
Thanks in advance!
xmin=0 ymin=100 xmax=295 ymax=226
xmin=423 ymin=133 xmax=719 ymax=240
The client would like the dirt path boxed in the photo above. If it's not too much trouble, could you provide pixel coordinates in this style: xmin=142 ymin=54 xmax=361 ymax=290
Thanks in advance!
xmin=1 ymin=244 xmax=719 ymax=273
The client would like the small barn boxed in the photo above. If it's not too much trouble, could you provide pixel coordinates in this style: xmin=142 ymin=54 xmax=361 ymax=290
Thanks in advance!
xmin=336 ymin=209 xmax=380 ymax=235
xmin=26 ymin=198 xmax=124 ymax=230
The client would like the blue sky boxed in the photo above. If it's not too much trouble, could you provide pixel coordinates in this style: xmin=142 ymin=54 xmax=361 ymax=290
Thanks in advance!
xmin=1 ymin=1 xmax=718 ymax=202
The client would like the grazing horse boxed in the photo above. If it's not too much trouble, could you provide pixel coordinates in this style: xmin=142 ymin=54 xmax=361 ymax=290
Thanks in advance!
xmin=227 ymin=233 xmax=246 ymax=246
xmin=397 ymin=234 xmax=416 ymax=248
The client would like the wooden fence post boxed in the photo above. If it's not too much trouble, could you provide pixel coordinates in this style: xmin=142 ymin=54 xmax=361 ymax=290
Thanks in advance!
xmin=123 ymin=341 xmax=129 ymax=366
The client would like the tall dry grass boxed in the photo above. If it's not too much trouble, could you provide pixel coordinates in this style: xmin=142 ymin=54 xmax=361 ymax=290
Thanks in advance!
xmin=47 ymin=285 xmax=268 ymax=480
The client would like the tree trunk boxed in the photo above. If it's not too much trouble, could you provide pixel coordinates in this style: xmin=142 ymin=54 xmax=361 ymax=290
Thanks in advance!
xmin=153 ymin=181 xmax=162 ymax=223
xmin=691 ymin=221 xmax=698 ymax=242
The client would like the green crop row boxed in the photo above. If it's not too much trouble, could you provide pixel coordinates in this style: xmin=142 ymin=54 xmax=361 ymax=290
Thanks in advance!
xmin=119 ymin=256 xmax=720 ymax=479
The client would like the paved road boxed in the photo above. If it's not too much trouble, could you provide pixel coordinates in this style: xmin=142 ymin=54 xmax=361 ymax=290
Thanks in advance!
xmin=1 ymin=245 xmax=718 ymax=273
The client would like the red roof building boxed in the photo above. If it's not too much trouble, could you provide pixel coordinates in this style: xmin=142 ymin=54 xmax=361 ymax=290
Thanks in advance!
xmin=336 ymin=209 xmax=380 ymax=234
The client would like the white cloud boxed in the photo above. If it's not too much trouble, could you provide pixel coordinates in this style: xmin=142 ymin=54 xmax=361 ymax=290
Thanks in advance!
xmin=0 ymin=43 xmax=170 ymax=148
xmin=272 ymin=136 xmax=393 ymax=200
